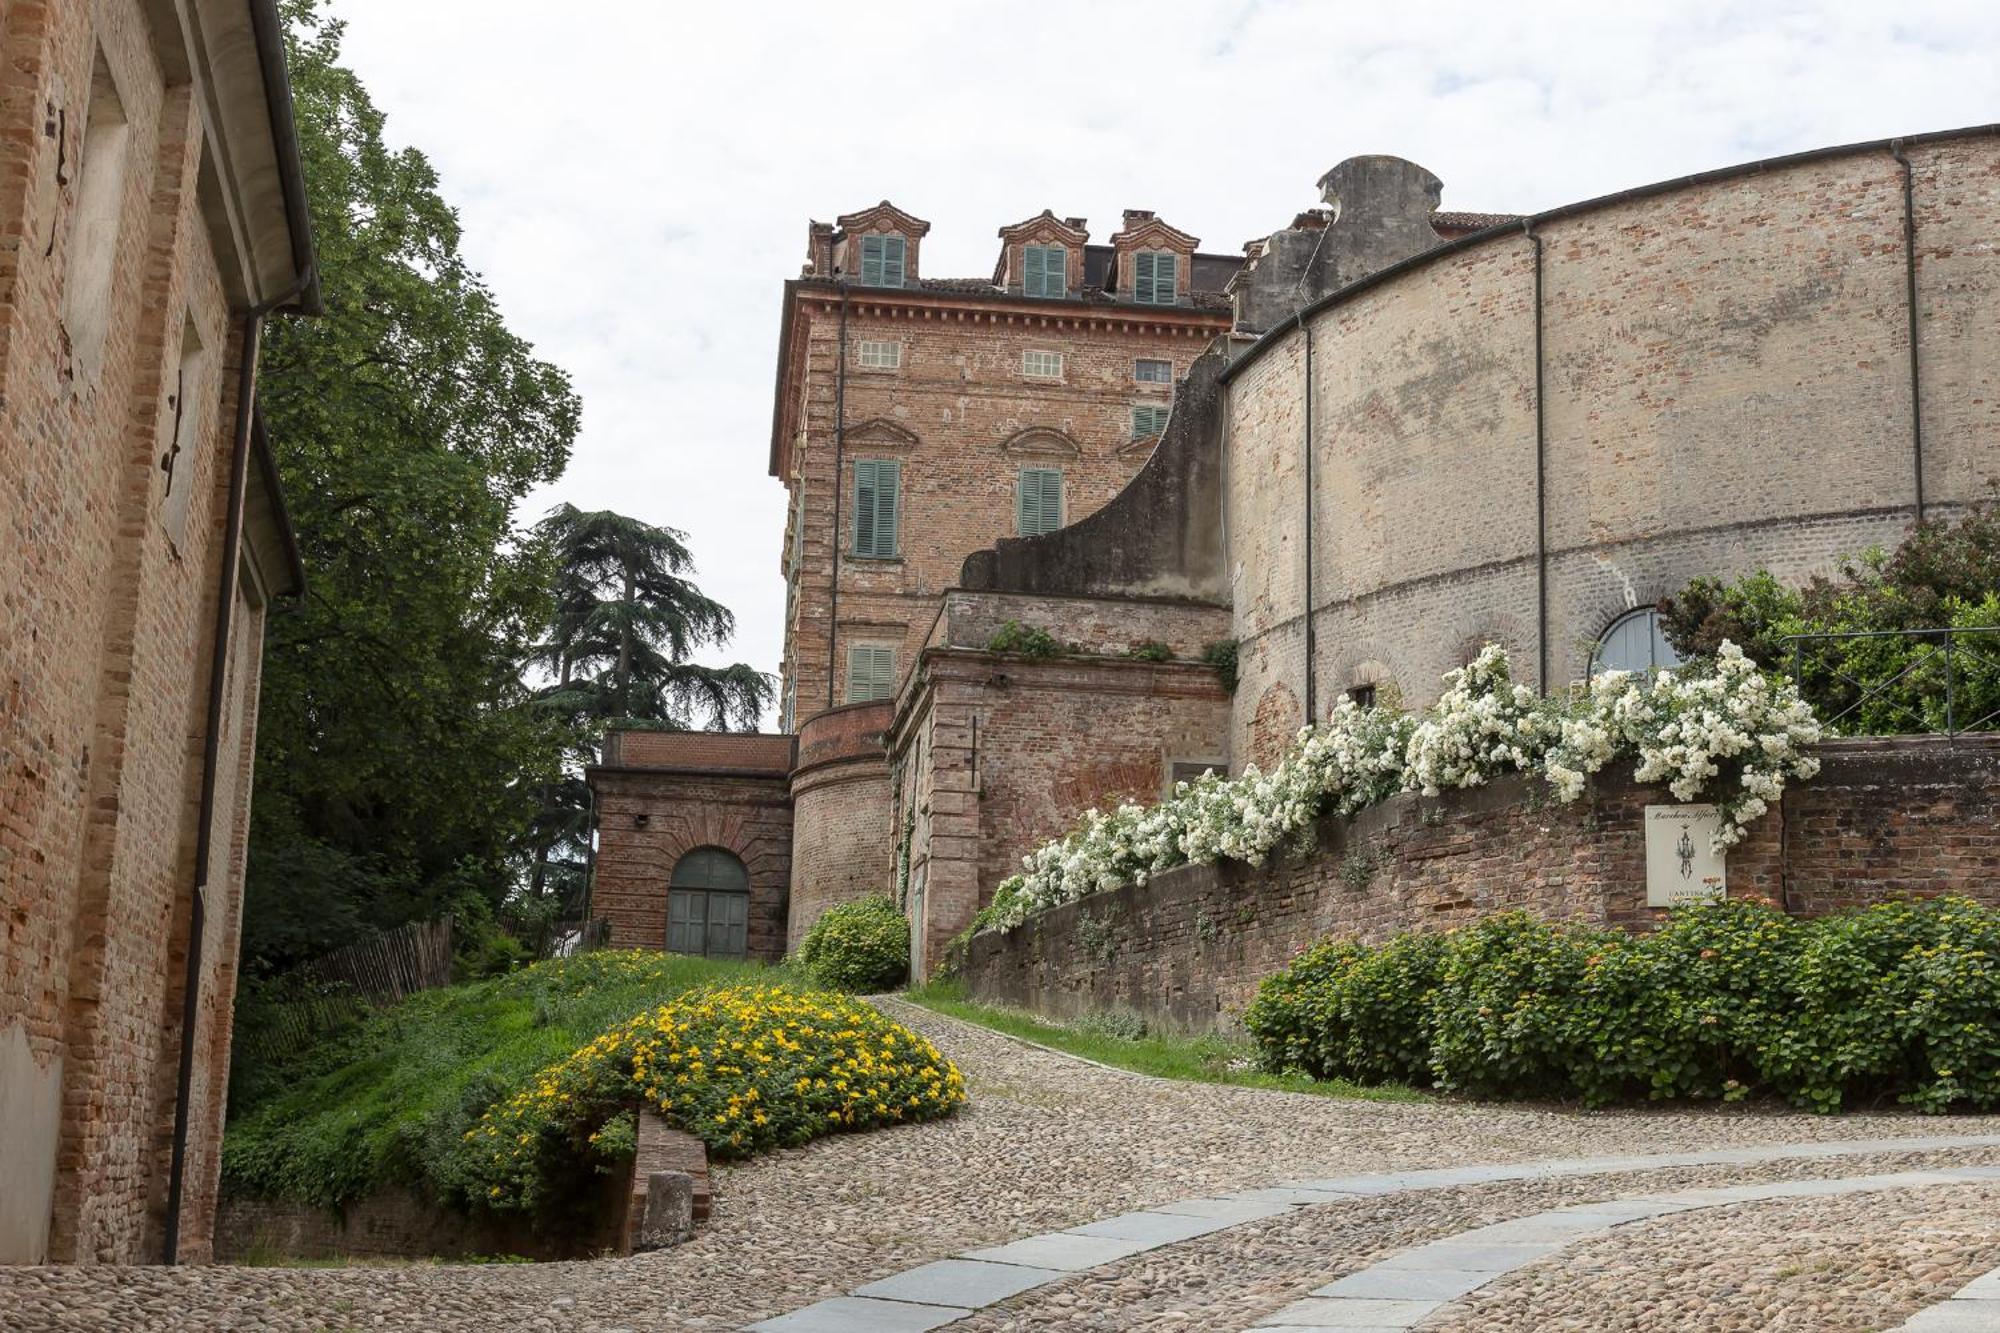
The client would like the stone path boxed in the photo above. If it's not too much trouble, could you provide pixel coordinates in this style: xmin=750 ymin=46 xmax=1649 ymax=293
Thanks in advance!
xmin=6 ymin=1001 xmax=2000 ymax=1331
xmin=1890 ymin=1263 xmax=2000 ymax=1331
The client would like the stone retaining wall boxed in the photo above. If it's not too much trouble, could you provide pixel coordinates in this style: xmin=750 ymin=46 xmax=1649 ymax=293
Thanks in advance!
xmin=955 ymin=735 xmax=2000 ymax=1032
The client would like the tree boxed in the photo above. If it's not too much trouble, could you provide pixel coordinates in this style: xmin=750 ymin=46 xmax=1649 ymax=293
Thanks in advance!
xmin=519 ymin=506 xmax=773 ymax=925
xmin=244 ymin=2 xmax=581 ymax=970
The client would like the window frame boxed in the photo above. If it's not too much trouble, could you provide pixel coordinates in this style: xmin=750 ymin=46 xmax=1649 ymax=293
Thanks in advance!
xmin=1132 ymin=249 xmax=1178 ymax=305
xmin=1015 ymin=466 xmax=1065 ymax=537
xmin=1021 ymin=348 xmax=1063 ymax=380
xmin=858 ymin=233 xmax=907 ymax=288
xmin=855 ymin=339 xmax=902 ymax=370
xmin=850 ymin=457 xmax=901 ymax=559
xmin=1022 ymin=243 xmax=1067 ymax=298
xmin=1134 ymin=358 xmax=1173 ymax=384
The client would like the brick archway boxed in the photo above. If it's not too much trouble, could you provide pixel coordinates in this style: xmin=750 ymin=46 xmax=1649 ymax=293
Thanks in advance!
xmin=1247 ymin=680 xmax=1302 ymax=771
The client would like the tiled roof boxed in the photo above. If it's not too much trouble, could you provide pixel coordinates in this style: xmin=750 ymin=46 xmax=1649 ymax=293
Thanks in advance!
xmin=1432 ymin=209 xmax=1523 ymax=234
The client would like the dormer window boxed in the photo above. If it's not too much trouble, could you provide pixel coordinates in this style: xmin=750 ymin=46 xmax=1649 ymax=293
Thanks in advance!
xmin=1023 ymin=244 xmax=1066 ymax=298
xmin=1133 ymin=251 xmax=1177 ymax=304
xmin=859 ymin=234 xmax=906 ymax=287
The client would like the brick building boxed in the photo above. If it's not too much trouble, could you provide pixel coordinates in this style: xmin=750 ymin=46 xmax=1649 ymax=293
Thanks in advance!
xmin=593 ymin=129 xmax=1999 ymax=980
xmin=0 ymin=0 xmax=316 ymax=1264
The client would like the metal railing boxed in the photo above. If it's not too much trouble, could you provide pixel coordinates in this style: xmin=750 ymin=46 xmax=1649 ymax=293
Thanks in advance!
xmin=1784 ymin=626 xmax=2000 ymax=737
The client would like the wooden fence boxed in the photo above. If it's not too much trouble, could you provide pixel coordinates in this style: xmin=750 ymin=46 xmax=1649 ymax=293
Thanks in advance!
xmin=239 ymin=917 xmax=456 ymax=1061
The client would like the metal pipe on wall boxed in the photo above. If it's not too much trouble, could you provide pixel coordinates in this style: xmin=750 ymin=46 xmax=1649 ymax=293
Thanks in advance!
xmin=824 ymin=283 xmax=849 ymax=710
xmin=1301 ymin=315 xmax=1316 ymax=724
xmin=1524 ymin=220 xmax=1549 ymax=695
xmin=1889 ymin=140 xmax=1926 ymax=522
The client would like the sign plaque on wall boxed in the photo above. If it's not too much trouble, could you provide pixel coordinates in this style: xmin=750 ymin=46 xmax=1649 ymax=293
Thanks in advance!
xmin=1644 ymin=804 xmax=1727 ymax=907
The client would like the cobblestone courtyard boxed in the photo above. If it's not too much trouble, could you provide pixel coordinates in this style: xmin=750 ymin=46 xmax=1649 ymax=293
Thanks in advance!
xmin=6 ymin=1001 xmax=2000 ymax=1331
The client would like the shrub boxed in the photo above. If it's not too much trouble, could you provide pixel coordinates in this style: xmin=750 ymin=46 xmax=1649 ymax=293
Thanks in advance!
xmin=1127 ymin=640 xmax=1174 ymax=662
xmin=1202 ymin=639 xmax=1240 ymax=693
xmin=796 ymin=896 xmax=911 ymax=992
xmin=453 ymin=985 xmax=964 ymax=1214
xmin=1246 ymin=897 xmax=2000 ymax=1113
xmin=986 ymin=620 xmax=1065 ymax=658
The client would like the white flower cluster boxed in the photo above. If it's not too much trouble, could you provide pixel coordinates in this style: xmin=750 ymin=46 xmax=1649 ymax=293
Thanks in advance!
xmin=979 ymin=640 xmax=1824 ymax=933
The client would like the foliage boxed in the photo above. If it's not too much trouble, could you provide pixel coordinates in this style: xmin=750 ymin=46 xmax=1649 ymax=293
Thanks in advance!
xmin=903 ymin=979 xmax=1423 ymax=1103
xmin=1657 ymin=501 xmax=2000 ymax=736
xmin=986 ymin=621 xmax=1066 ymax=658
xmin=224 ymin=951 xmax=790 ymax=1211
xmin=1126 ymin=641 xmax=1174 ymax=662
xmin=1202 ymin=639 xmax=1240 ymax=694
xmin=457 ymin=985 xmax=964 ymax=1214
xmin=795 ymin=897 xmax=911 ymax=992
xmin=978 ymin=642 xmax=1821 ymax=934
xmin=1247 ymin=897 xmax=2000 ymax=1113
xmin=245 ymin=2 xmax=581 ymax=971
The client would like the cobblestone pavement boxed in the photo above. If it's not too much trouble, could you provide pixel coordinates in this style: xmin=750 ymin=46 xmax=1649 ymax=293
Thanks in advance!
xmin=5 ymin=1001 xmax=2000 ymax=1332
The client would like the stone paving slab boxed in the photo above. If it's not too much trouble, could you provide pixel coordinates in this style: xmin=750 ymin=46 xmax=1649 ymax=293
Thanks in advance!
xmin=1373 ymin=1241 xmax=1562 ymax=1272
xmin=852 ymin=1259 xmax=1063 ymax=1307
xmin=1313 ymin=1267 xmax=1493 ymax=1301
xmin=1887 ymin=1260 xmax=2000 ymax=1331
xmin=745 ymin=1295 xmax=973 ymax=1332
xmin=961 ymin=1231 xmax=1156 ymax=1272
xmin=1253 ymin=1296 xmax=1442 ymax=1326
xmin=1063 ymin=1209 xmax=1239 ymax=1244
xmin=1152 ymin=1196 xmax=1298 ymax=1220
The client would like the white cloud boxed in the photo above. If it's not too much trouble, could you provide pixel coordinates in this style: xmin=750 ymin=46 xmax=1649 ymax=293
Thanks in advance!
xmin=325 ymin=0 xmax=2000 ymax=718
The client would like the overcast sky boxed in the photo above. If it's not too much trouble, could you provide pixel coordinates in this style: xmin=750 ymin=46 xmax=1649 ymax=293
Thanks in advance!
xmin=328 ymin=0 xmax=2000 ymax=723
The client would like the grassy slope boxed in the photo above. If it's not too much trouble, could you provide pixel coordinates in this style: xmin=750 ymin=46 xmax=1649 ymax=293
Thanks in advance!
xmin=903 ymin=980 xmax=1423 ymax=1103
xmin=224 ymin=952 xmax=795 ymax=1208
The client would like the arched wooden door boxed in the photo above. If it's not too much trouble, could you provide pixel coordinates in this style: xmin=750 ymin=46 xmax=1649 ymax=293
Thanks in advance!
xmin=667 ymin=847 xmax=750 ymax=959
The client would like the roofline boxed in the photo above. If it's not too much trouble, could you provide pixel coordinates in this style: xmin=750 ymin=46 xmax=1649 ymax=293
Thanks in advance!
xmin=250 ymin=410 xmax=306 ymax=596
xmin=248 ymin=0 xmax=323 ymax=315
xmin=767 ymin=279 xmax=801 ymax=476
xmin=1219 ymin=123 xmax=2000 ymax=385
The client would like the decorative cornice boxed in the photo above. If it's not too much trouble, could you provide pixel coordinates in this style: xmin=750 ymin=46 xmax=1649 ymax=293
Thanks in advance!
xmin=997 ymin=209 xmax=1089 ymax=246
xmin=1000 ymin=426 xmax=1083 ymax=457
xmin=845 ymin=417 xmax=921 ymax=449
xmin=1109 ymin=215 xmax=1200 ymax=252
xmin=835 ymin=199 xmax=932 ymax=236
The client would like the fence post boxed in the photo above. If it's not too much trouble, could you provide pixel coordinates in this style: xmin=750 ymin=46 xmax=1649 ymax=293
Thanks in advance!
xmin=1945 ymin=629 xmax=1956 ymax=737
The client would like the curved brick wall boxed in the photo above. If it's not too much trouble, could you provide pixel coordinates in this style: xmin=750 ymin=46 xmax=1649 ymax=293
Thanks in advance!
xmin=787 ymin=703 xmax=895 ymax=950
xmin=1224 ymin=132 xmax=2000 ymax=757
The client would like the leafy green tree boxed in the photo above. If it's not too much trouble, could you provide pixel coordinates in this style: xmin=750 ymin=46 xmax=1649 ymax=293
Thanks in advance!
xmin=245 ymin=2 xmax=581 ymax=970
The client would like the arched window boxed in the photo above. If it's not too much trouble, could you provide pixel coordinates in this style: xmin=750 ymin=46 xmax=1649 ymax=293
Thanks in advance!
xmin=1592 ymin=607 xmax=1681 ymax=677
xmin=668 ymin=848 xmax=750 ymax=959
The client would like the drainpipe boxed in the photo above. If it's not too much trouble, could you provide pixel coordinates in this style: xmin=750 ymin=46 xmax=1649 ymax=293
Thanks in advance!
xmin=1524 ymin=220 xmax=1549 ymax=695
xmin=1889 ymin=140 xmax=1925 ymax=521
xmin=1300 ymin=314 xmax=1316 ymax=724
xmin=824 ymin=282 xmax=849 ymax=710
xmin=163 ymin=263 xmax=312 ymax=1264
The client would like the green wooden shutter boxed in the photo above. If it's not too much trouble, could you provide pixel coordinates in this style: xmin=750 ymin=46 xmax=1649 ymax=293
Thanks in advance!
xmin=1023 ymin=244 xmax=1044 ymax=294
xmin=1024 ymin=245 xmax=1064 ymax=297
xmin=1135 ymin=251 xmax=1176 ymax=304
xmin=853 ymin=459 xmax=900 ymax=557
xmin=1156 ymin=251 xmax=1176 ymax=303
xmin=860 ymin=236 xmax=883 ymax=286
xmin=860 ymin=235 xmax=905 ymax=287
xmin=1017 ymin=468 xmax=1063 ymax=536
xmin=847 ymin=644 xmax=896 ymax=702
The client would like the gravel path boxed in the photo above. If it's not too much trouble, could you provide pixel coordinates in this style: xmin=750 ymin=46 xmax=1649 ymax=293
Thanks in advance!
xmin=6 ymin=1001 xmax=2000 ymax=1331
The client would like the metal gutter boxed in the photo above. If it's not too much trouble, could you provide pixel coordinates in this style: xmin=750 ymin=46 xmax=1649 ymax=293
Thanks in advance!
xmin=248 ymin=0 xmax=322 ymax=315
xmin=1525 ymin=220 xmax=1548 ymax=694
xmin=1219 ymin=123 xmax=2000 ymax=386
xmin=825 ymin=283 xmax=848 ymax=711
xmin=1888 ymin=139 xmax=1926 ymax=521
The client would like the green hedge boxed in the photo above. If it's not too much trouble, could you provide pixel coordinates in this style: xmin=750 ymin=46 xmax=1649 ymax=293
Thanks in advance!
xmin=796 ymin=896 xmax=910 ymax=992
xmin=1245 ymin=897 xmax=2000 ymax=1112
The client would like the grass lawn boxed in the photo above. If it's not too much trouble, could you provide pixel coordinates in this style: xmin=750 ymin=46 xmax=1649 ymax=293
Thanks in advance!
xmin=224 ymin=951 xmax=800 ymax=1211
xmin=902 ymin=979 xmax=1424 ymax=1103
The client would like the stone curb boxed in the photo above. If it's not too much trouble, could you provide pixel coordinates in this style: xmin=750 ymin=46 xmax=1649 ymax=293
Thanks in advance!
xmin=1885 ymin=1261 xmax=2000 ymax=1331
xmin=741 ymin=1134 xmax=2000 ymax=1331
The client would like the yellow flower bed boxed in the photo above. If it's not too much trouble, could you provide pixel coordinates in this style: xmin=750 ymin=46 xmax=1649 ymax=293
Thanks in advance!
xmin=455 ymin=984 xmax=965 ymax=1212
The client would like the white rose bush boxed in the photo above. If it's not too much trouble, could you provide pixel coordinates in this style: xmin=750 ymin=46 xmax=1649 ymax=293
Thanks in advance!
xmin=975 ymin=640 xmax=1825 ymax=935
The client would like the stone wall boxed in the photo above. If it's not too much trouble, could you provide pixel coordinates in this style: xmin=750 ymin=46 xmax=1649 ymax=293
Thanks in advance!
xmin=1223 ymin=132 xmax=2000 ymax=762
xmin=956 ymin=736 xmax=2000 ymax=1032
xmin=0 ymin=1 xmax=305 ymax=1264
xmin=788 ymin=702 xmax=894 ymax=949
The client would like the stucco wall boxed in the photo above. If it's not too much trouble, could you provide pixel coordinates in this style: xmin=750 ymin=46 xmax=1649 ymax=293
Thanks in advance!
xmin=955 ymin=736 xmax=2000 ymax=1033
xmin=1224 ymin=134 xmax=2000 ymax=761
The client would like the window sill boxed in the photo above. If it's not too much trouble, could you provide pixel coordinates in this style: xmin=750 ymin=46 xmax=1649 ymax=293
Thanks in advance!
xmin=846 ymin=554 xmax=905 ymax=564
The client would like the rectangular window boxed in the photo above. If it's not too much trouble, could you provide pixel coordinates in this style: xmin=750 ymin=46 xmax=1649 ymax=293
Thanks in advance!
xmin=1023 ymin=243 xmax=1066 ymax=298
xmin=1016 ymin=467 xmax=1064 ymax=537
xmin=851 ymin=458 xmax=900 ymax=558
xmin=1132 ymin=403 xmax=1171 ymax=439
xmin=856 ymin=339 xmax=902 ymax=369
xmin=859 ymin=234 xmax=906 ymax=287
xmin=847 ymin=643 xmax=897 ymax=703
xmin=1133 ymin=250 xmax=1177 ymax=305
xmin=160 ymin=315 xmax=207 ymax=551
xmin=1135 ymin=358 xmax=1172 ymax=383
xmin=1022 ymin=349 xmax=1062 ymax=379
xmin=63 ymin=51 xmax=132 ymax=379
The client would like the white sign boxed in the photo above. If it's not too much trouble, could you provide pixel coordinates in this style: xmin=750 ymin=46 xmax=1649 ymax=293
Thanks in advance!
xmin=1645 ymin=804 xmax=1727 ymax=907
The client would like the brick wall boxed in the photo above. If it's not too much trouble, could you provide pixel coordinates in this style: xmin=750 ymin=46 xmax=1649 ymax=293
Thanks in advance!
xmin=0 ymin=1 xmax=292 ymax=1264
xmin=956 ymin=736 xmax=2000 ymax=1032
xmin=590 ymin=767 xmax=793 ymax=961
xmin=788 ymin=703 xmax=894 ymax=949
xmin=1225 ymin=135 xmax=2000 ymax=760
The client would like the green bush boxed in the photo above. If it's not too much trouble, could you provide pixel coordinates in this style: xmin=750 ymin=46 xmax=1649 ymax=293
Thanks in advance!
xmin=1247 ymin=897 xmax=2000 ymax=1112
xmin=796 ymin=896 xmax=911 ymax=992
xmin=986 ymin=621 xmax=1065 ymax=658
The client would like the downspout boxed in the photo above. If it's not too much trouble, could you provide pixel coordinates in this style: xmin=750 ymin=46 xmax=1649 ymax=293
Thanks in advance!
xmin=163 ymin=263 xmax=313 ymax=1264
xmin=1300 ymin=314 xmax=1316 ymax=724
xmin=825 ymin=282 xmax=849 ymax=710
xmin=1524 ymin=220 xmax=1549 ymax=695
xmin=1889 ymin=140 xmax=1925 ymax=521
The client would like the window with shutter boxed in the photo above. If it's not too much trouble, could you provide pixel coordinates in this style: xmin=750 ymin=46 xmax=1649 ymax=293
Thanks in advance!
xmin=846 ymin=644 xmax=897 ymax=703
xmin=1016 ymin=468 xmax=1064 ymax=537
xmin=1023 ymin=244 xmax=1066 ymax=298
xmin=859 ymin=234 xmax=906 ymax=287
xmin=1133 ymin=250 xmax=1177 ymax=305
xmin=1132 ymin=404 xmax=1171 ymax=439
xmin=852 ymin=459 xmax=900 ymax=558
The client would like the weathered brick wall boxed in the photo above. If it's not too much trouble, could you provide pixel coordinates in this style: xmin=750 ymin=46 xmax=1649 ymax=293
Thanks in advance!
xmin=1225 ymin=136 xmax=2000 ymax=759
xmin=779 ymin=286 xmax=1229 ymax=718
xmin=957 ymin=736 xmax=2000 ymax=1032
xmin=938 ymin=589 xmax=1232 ymax=659
xmin=590 ymin=769 xmax=793 ymax=961
xmin=0 ymin=1 xmax=284 ymax=1265
xmin=788 ymin=703 xmax=894 ymax=949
